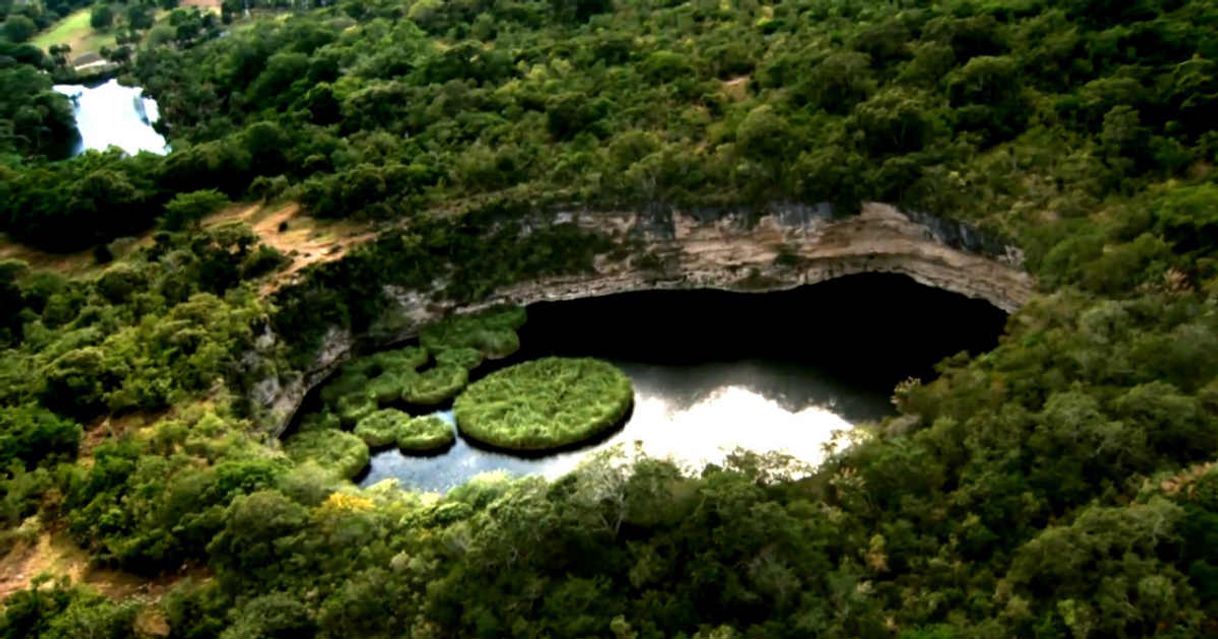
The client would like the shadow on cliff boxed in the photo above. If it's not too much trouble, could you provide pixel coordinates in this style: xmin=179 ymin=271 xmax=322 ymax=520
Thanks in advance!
xmin=515 ymin=272 xmax=1009 ymax=393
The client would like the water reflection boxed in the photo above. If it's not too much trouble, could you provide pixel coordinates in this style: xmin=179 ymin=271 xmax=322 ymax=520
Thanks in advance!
xmin=53 ymin=79 xmax=169 ymax=156
xmin=359 ymin=359 xmax=891 ymax=492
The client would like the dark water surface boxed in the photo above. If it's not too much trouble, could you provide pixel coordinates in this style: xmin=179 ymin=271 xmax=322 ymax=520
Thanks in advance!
xmin=356 ymin=274 xmax=1009 ymax=491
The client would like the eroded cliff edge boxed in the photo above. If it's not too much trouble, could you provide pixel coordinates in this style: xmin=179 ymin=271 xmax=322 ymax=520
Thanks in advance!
xmin=255 ymin=202 xmax=1035 ymax=436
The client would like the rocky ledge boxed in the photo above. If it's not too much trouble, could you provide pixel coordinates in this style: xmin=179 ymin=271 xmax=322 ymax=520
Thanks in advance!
xmin=259 ymin=202 xmax=1035 ymax=435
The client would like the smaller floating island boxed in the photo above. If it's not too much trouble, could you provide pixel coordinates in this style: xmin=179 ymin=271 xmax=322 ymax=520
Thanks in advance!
xmin=283 ymin=307 xmax=633 ymax=477
xmin=454 ymin=357 xmax=634 ymax=452
xmin=355 ymin=409 xmax=456 ymax=453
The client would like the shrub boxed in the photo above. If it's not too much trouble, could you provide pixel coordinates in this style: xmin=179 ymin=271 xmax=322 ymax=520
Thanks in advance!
xmin=397 ymin=415 xmax=455 ymax=453
xmin=162 ymin=190 xmax=230 ymax=231
xmin=354 ymin=409 xmax=411 ymax=449
xmin=454 ymin=357 xmax=633 ymax=451
xmin=283 ymin=429 xmax=369 ymax=480
xmin=0 ymin=405 xmax=82 ymax=470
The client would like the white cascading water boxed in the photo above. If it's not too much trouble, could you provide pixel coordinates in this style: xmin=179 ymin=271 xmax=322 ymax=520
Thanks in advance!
xmin=53 ymin=78 xmax=170 ymax=156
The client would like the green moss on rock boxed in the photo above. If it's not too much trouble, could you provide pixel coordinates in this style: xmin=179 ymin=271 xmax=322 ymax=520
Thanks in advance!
xmin=397 ymin=415 xmax=456 ymax=453
xmin=454 ymin=357 xmax=633 ymax=452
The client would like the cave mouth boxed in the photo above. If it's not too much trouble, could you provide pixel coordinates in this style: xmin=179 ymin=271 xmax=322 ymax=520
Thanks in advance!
xmin=514 ymin=272 xmax=1010 ymax=394
xmin=339 ymin=273 xmax=1010 ymax=492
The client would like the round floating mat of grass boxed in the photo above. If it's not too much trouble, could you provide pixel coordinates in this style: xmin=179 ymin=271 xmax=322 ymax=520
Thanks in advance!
xmin=284 ymin=428 xmax=370 ymax=480
xmin=403 ymin=364 xmax=468 ymax=406
xmin=354 ymin=408 xmax=412 ymax=449
xmin=454 ymin=357 xmax=634 ymax=452
xmin=398 ymin=415 xmax=456 ymax=453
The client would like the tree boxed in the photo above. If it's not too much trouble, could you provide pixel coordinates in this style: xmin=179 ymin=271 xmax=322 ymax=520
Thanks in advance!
xmin=551 ymin=0 xmax=612 ymax=23
xmin=91 ymin=4 xmax=115 ymax=30
xmin=161 ymin=189 xmax=230 ymax=231
xmin=0 ymin=405 xmax=81 ymax=470
xmin=0 ymin=259 xmax=26 ymax=345
xmin=802 ymin=51 xmax=874 ymax=114
xmin=41 ymin=347 xmax=110 ymax=418
xmin=2 ymin=16 xmax=37 ymax=43
xmin=126 ymin=4 xmax=154 ymax=30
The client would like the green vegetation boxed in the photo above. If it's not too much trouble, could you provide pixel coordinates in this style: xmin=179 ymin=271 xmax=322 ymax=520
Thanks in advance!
xmin=161 ymin=189 xmax=230 ymax=231
xmin=312 ymin=307 xmax=528 ymax=421
xmin=434 ymin=346 xmax=484 ymax=370
xmin=420 ymin=306 xmax=526 ymax=359
xmin=403 ymin=364 xmax=468 ymax=406
xmin=283 ymin=428 xmax=369 ymax=480
xmin=455 ymin=357 xmax=633 ymax=451
xmin=3 ymin=0 xmax=1218 ymax=637
xmin=397 ymin=414 xmax=454 ymax=453
xmin=31 ymin=9 xmax=108 ymax=51
xmin=353 ymin=408 xmax=411 ymax=448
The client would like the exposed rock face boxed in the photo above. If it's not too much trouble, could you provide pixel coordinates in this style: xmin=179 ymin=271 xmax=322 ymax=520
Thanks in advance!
xmin=259 ymin=202 xmax=1034 ymax=435
xmin=478 ymin=202 xmax=1031 ymax=314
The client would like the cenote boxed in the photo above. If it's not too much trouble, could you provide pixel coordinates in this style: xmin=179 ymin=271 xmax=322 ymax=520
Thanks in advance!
xmin=337 ymin=273 xmax=1009 ymax=492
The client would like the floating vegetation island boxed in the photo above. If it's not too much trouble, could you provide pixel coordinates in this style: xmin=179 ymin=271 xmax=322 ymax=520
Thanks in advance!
xmin=454 ymin=357 xmax=634 ymax=452
xmin=284 ymin=428 xmax=370 ymax=480
xmin=283 ymin=307 xmax=525 ymax=466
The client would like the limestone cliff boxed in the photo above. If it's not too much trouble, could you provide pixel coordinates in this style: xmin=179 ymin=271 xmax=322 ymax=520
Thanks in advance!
xmin=257 ymin=202 xmax=1034 ymax=435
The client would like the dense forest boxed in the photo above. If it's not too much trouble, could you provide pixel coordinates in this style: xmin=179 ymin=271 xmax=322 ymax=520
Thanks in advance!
xmin=3 ymin=0 xmax=1218 ymax=637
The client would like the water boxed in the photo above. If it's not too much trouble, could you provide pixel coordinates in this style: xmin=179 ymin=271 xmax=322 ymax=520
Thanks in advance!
xmin=348 ymin=275 xmax=1009 ymax=492
xmin=359 ymin=359 xmax=892 ymax=491
xmin=53 ymin=79 xmax=169 ymax=156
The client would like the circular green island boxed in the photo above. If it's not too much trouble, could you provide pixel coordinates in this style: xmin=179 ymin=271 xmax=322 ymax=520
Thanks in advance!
xmin=454 ymin=357 xmax=633 ymax=452
xmin=398 ymin=415 xmax=456 ymax=453
xmin=283 ymin=428 xmax=370 ymax=480
xmin=354 ymin=408 xmax=412 ymax=449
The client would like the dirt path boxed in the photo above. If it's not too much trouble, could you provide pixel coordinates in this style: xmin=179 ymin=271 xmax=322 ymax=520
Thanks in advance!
xmin=205 ymin=202 xmax=376 ymax=293
xmin=1 ymin=530 xmax=208 ymax=608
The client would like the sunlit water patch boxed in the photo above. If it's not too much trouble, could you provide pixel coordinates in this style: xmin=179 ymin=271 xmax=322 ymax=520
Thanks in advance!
xmin=359 ymin=359 xmax=890 ymax=492
xmin=54 ymin=79 xmax=169 ymax=156
xmin=341 ymin=276 xmax=1008 ymax=493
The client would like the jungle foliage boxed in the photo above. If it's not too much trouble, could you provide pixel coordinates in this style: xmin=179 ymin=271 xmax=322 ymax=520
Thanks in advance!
xmin=3 ymin=0 xmax=1218 ymax=638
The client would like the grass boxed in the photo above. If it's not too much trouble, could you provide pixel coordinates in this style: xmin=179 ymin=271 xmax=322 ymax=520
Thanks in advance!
xmin=454 ymin=357 xmax=633 ymax=452
xmin=32 ymin=9 xmax=116 ymax=60
xmin=421 ymin=306 xmax=526 ymax=359
xmin=398 ymin=415 xmax=455 ymax=453
xmin=354 ymin=409 xmax=411 ymax=449
xmin=283 ymin=428 xmax=369 ymax=480
xmin=404 ymin=365 xmax=468 ymax=406
xmin=367 ymin=370 xmax=415 ymax=404
xmin=336 ymin=393 xmax=377 ymax=426
xmin=308 ymin=308 xmax=527 ymax=438
xmin=435 ymin=346 xmax=484 ymax=370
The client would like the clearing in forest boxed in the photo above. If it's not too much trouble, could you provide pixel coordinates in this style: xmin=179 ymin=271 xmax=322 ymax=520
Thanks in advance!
xmin=31 ymin=9 xmax=116 ymax=61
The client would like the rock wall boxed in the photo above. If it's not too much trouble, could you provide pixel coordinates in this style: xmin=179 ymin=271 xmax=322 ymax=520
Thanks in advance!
xmin=258 ymin=202 xmax=1034 ymax=435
